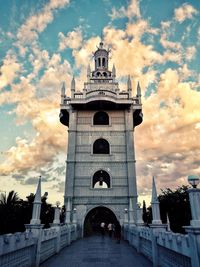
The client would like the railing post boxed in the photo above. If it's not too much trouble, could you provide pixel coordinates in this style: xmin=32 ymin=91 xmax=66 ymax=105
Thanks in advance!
xmin=50 ymin=206 xmax=61 ymax=254
xmin=25 ymin=176 xmax=44 ymax=267
xmin=184 ymin=186 xmax=200 ymax=267
xmin=150 ymin=176 xmax=167 ymax=267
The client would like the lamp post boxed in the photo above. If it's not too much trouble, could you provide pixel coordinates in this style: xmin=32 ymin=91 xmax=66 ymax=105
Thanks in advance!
xmin=72 ymin=207 xmax=77 ymax=224
xmin=136 ymin=203 xmax=144 ymax=226
xmin=185 ymin=175 xmax=200 ymax=267
xmin=53 ymin=201 xmax=61 ymax=225
xmin=188 ymin=175 xmax=200 ymax=188
xmin=124 ymin=208 xmax=128 ymax=224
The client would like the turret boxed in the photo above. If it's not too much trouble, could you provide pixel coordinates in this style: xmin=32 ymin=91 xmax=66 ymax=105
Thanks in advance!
xmin=91 ymin=41 xmax=112 ymax=79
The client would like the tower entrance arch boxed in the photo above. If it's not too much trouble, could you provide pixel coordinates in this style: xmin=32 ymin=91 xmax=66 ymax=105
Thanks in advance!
xmin=84 ymin=206 xmax=117 ymax=236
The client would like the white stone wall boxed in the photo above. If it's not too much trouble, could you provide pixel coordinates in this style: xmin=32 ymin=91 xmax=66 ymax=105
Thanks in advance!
xmin=70 ymin=109 xmax=132 ymax=225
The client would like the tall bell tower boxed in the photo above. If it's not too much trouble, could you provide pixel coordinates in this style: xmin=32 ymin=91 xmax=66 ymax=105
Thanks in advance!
xmin=59 ymin=41 xmax=143 ymax=234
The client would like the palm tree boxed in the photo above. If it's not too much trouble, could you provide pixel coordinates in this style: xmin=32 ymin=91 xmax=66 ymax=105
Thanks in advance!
xmin=0 ymin=190 xmax=20 ymax=206
xmin=0 ymin=191 xmax=22 ymax=234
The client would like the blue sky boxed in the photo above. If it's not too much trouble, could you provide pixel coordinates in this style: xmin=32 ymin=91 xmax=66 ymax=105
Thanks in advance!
xmin=0 ymin=0 xmax=200 ymax=204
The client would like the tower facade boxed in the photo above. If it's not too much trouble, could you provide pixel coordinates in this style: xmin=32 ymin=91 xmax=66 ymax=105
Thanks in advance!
xmin=60 ymin=42 xmax=143 ymax=235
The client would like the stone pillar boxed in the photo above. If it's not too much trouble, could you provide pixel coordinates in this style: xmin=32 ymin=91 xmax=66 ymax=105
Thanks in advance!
xmin=150 ymin=176 xmax=166 ymax=267
xmin=136 ymin=203 xmax=144 ymax=226
xmin=188 ymin=188 xmax=200 ymax=227
xmin=185 ymin=188 xmax=200 ymax=267
xmin=166 ymin=213 xmax=171 ymax=231
xmin=125 ymin=108 xmax=138 ymax=222
xmin=129 ymin=198 xmax=135 ymax=224
xmin=53 ymin=207 xmax=61 ymax=225
xmin=64 ymin=109 xmax=77 ymax=208
xmin=151 ymin=176 xmax=162 ymax=225
xmin=25 ymin=177 xmax=44 ymax=267
xmin=51 ymin=206 xmax=61 ymax=254
xmin=30 ymin=177 xmax=42 ymax=225
xmin=65 ymin=198 xmax=71 ymax=224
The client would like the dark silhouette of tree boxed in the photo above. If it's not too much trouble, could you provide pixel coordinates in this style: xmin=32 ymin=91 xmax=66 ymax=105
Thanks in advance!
xmin=0 ymin=191 xmax=22 ymax=234
xmin=40 ymin=194 xmax=54 ymax=228
xmin=60 ymin=205 xmax=66 ymax=223
xmin=0 ymin=191 xmax=55 ymax=234
xmin=142 ymin=200 xmax=148 ymax=223
xmin=158 ymin=185 xmax=191 ymax=233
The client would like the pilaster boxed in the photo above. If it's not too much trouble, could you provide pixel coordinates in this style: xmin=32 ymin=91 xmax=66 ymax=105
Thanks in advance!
xmin=125 ymin=108 xmax=138 ymax=222
xmin=64 ymin=109 xmax=77 ymax=204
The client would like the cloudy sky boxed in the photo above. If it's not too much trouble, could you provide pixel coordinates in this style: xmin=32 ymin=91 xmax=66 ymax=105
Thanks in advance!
xmin=0 ymin=0 xmax=200 ymax=205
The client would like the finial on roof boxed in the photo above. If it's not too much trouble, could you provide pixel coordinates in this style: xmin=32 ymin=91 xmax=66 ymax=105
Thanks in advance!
xmin=112 ymin=64 xmax=116 ymax=77
xmin=137 ymin=81 xmax=141 ymax=97
xmin=61 ymin=82 xmax=66 ymax=96
xmin=71 ymin=76 xmax=75 ymax=91
xmin=87 ymin=64 xmax=91 ymax=77
xmin=127 ymin=75 xmax=132 ymax=91
xmin=100 ymin=32 xmax=103 ymax=48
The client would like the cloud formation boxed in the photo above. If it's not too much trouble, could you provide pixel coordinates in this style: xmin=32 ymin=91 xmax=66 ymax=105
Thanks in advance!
xmin=58 ymin=28 xmax=83 ymax=51
xmin=0 ymin=0 xmax=199 ymax=204
xmin=174 ymin=3 xmax=198 ymax=23
xmin=0 ymin=54 xmax=21 ymax=90
xmin=110 ymin=0 xmax=141 ymax=20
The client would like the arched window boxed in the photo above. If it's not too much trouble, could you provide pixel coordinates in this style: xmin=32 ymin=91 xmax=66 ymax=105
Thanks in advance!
xmin=96 ymin=72 xmax=101 ymax=77
xmin=98 ymin=58 xmax=101 ymax=67
xmin=102 ymin=58 xmax=105 ymax=67
xmin=103 ymin=72 xmax=107 ymax=77
xmin=93 ymin=111 xmax=109 ymax=125
xmin=93 ymin=138 xmax=110 ymax=154
xmin=93 ymin=170 xmax=111 ymax=188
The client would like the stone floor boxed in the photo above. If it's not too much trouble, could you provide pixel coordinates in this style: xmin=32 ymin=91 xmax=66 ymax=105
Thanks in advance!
xmin=40 ymin=235 xmax=152 ymax=267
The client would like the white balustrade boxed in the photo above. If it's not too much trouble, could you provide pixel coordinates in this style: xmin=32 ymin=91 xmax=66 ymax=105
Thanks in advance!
xmin=0 ymin=224 xmax=78 ymax=267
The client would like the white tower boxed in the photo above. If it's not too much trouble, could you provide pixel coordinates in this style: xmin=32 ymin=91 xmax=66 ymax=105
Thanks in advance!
xmin=60 ymin=41 xmax=143 ymax=235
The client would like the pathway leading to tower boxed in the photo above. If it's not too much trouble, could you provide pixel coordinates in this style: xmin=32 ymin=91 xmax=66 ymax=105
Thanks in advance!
xmin=40 ymin=235 xmax=152 ymax=267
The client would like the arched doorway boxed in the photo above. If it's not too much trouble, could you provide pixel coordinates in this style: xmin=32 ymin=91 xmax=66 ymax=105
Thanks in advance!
xmin=83 ymin=206 xmax=118 ymax=236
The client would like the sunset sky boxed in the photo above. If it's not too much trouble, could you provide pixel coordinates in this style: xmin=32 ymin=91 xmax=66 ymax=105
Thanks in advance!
xmin=0 ymin=0 xmax=200 ymax=206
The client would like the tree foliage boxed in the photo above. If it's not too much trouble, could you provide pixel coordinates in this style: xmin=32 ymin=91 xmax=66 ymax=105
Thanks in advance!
xmin=158 ymin=185 xmax=191 ymax=233
xmin=0 ymin=191 xmax=54 ymax=235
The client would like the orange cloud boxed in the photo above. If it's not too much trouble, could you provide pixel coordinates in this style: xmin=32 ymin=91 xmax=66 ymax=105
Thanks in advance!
xmin=0 ymin=54 xmax=21 ymax=90
xmin=174 ymin=3 xmax=198 ymax=23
